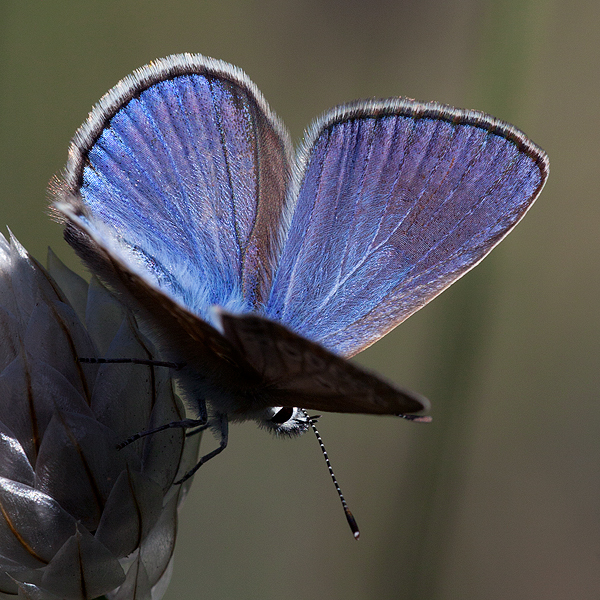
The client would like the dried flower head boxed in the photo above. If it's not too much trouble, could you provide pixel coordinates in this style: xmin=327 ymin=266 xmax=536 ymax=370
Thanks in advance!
xmin=0 ymin=232 xmax=200 ymax=600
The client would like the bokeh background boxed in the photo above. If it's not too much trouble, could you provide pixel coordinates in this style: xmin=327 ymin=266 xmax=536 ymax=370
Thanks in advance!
xmin=1 ymin=1 xmax=598 ymax=599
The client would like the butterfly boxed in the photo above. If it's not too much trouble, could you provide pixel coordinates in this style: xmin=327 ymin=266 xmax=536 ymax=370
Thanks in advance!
xmin=52 ymin=53 xmax=548 ymax=494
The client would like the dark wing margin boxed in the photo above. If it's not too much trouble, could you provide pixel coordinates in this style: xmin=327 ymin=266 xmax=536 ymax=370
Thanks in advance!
xmin=266 ymin=98 xmax=549 ymax=357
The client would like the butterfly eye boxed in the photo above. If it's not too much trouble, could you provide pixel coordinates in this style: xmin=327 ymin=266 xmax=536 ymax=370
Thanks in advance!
xmin=270 ymin=406 xmax=294 ymax=424
xmin=259 ymin=406 xmax=310 ymax=437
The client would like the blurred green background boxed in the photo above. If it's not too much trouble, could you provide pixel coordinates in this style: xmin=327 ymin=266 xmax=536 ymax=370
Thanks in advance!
xmin=1 ymin=1 xmax=598 ymax=599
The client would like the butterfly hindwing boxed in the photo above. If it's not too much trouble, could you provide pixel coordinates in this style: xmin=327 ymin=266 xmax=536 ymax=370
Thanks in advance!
xmin=56 ymin=205 xmax=251 ymax=390
xmin=266 ymin=100 xmax=549 ymax=357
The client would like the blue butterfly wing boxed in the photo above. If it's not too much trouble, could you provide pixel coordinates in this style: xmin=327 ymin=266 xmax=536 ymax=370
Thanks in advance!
xmin=59 ymin=54 xmax=292 ymax=321
xmin=266 ymin=100 xmax=549 ymax=357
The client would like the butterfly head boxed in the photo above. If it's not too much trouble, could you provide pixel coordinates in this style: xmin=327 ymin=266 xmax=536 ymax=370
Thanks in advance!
xmin=258 ymin=406 xmax=311 ymax=437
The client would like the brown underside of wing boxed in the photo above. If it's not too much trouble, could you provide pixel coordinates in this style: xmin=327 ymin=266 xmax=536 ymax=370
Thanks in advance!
xmin=218 ymin=311 xmax=429 ymax=415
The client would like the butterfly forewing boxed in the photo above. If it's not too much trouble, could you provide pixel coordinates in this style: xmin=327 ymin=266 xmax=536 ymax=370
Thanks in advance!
xmin=59 ymin=54 xmax=292 ymax=318
xmin=218 ymin=311 xmax=429 ymax=415
xmin=266 ymin=101 xmax=549 ymax=357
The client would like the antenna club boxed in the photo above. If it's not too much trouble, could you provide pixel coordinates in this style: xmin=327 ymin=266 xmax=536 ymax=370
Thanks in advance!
xmin=302 ymin=409 xmax=361 ymax=540
xmin=346 ymin=510 xmax=360 ymax=540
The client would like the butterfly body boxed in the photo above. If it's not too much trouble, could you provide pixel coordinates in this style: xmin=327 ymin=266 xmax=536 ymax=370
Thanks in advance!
xmin=52 ymin=53 xmax=547 ymax=444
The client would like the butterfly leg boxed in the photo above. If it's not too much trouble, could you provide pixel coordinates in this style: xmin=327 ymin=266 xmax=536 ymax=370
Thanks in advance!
xmin=79 ymin=357 xmax=184 ymax=370
xmin=175 ymin=414 xmax=229 ymax=484
xmin=117 ymin=416 xmax=208 ymax=449
xmin=186 ymin=422 xmax=211 ymax=437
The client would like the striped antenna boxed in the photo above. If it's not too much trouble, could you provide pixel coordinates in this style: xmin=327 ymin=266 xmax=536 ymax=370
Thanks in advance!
xmin=302 ymin=409 xmax=360 ymax=540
